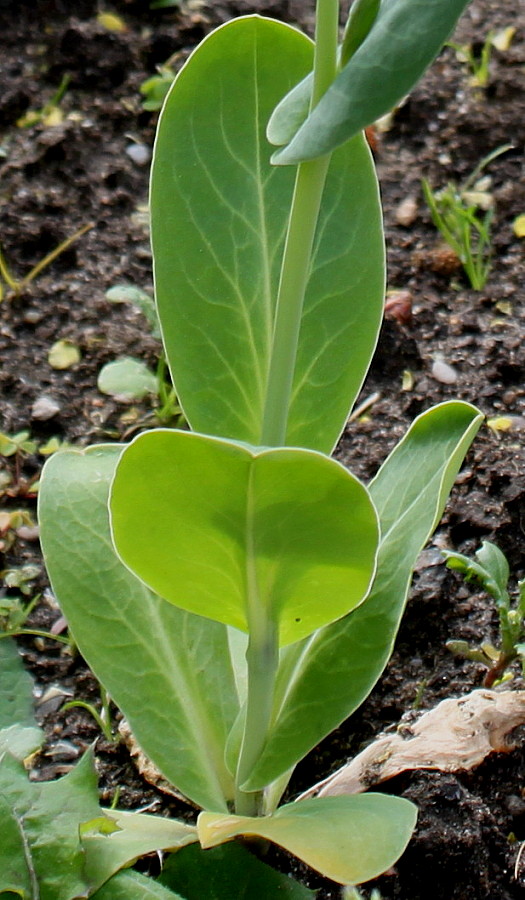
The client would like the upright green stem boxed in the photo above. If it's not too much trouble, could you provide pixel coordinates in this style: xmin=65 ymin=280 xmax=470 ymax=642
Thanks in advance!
xmin=235 ymin=0 xmax=340 ymax=815
xmin=260 ymin=0 xmax=339 ymax=447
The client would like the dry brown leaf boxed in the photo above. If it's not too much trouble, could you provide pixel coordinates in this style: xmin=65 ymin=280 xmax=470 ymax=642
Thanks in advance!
xmin=300 ymin=690 xmax=525 ymax=800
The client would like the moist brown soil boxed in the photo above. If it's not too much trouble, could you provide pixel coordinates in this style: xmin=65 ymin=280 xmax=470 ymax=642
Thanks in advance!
xmin=0 ymin=1 xmax=524 ymax=898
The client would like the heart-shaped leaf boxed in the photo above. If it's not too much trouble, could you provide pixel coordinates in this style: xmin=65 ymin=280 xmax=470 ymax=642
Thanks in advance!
xmin=110 ymin=429 xmax=379 ymax=647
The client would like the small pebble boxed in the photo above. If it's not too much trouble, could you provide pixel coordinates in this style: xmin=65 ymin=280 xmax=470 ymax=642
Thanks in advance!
xmin=385 ymin=289 xmax=413 ymax=325
xmin=31 ymin=396 xmax=61 ymax=420
xmin=16 ymin=525 xmax=40 ymax=542
xmin=36 ymin=684 xmax=74 ymax=716
xmin=126 ymin=142 xmax=151 ymax=166
xmin=431 ymin=359 xmax=458 ymax=384
xmin=46 ymin=740 xmax=80 ymax=761
xmin=395 ymin=196 xmax=418 ymax=227
xmin=24 ymin=309 xmax=43 ymax=324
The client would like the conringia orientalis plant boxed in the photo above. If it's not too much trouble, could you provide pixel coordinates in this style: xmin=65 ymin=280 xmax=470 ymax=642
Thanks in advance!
xmin=37 ymin=0 xmax=482 ymax=892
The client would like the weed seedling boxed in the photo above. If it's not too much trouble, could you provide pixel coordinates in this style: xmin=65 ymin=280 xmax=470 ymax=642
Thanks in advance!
xmin=422 ymin=143 xmax=512 ymax=289
xmin=17 ymin=74 xmax=70 ymax=128
xmin=63 ymin=686 xmax=119 ymax=744
xmin=140 ymin=62 xmax=178 ymax=112
xmin=444 ymin=540 xmax=525 ymax=686
xmin=448 ymin=31 xmax=494 ymax=88
xmin=99 ymin=284 xmax=183 ymax=426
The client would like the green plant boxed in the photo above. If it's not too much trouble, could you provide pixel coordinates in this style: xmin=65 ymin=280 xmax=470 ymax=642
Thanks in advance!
xmin=98 ymin=284 xmax=183 ymax=426
xmin=63 ymin=686 xmax=119 ymax=744
xmin=448 ymin=30 xmax=494 ymax=87
xmin=140 ymin=64 xmax=177 ymax=111
xmin=16 ymin=73 xmax=70 ymax=128
xmin=443 ymin=541 xmax=525 ymax=687
xmin=422 ymin=143 xmax=512 ymax=290
xmin=39 ymin=0 xmax=482 ymax=893
xmin=0 ymin=638 xmax=192 ymax=899
xmin=0 ymin=567 xmax=70 ymax=646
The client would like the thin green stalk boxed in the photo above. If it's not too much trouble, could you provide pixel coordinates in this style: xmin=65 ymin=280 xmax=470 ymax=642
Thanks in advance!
xmin=235 ymin=622 xmax=279 ymax=816
xmin=235 ymin=468 xmax=279 ymax=816
xmin=236 ymin=0 xmax=340 ymax=815
xmin=260 ymin=0 xmax=339 ymax=447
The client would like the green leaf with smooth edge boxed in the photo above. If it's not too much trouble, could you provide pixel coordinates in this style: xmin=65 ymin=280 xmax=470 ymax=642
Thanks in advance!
xmin=38 ymin=446 xmax=238 ymax=812
xmin=159 ymin=841 xmax=315 ymax=899
xmin=93 ymin=870 xmax=185 ymax=900
xmin=272 ymin=0 xmax=472 ymax=164
xmin=151 ymin=16 xmax=384 ymax=454
xmin=244 ymin=401 xmax=482 ymax=789
xmin=0 ymin=638 xmax=36 ymax=730
xmin=198 ymin=794 xmax=416 ymax=885
xmin=97 ymin=358 xmax=158 ymax=402
xmin=110 ymin=429 xmax=379 ymax=647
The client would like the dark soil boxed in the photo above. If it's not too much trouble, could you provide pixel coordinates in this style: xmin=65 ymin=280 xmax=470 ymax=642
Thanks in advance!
xmin=0 ymin=1 xmax=524 ymax=898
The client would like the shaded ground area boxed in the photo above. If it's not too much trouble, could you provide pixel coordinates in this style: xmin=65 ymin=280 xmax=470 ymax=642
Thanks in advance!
xmin=0 ymin=1 xmax=524 ymax=897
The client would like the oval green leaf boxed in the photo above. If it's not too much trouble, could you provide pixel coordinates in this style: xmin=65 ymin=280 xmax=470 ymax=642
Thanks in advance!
xmin=109 ymin=429 xmax=379 ymax=647
xmin=151 ymin=15 xmax=384 ymax=453
xmin=38 ymin=446 xmax=238 ymax=812
xmin=198 ymin=794 xmax=417 ymax=885
xmin=272 ymin=0 xmax=472 ymax=164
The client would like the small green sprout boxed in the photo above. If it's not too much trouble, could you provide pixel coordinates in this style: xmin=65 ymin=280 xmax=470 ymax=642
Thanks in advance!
xmin=448 ymin=31 xmax=494 ymax=88
xmin=100 ymin=284 xmax=183 ymax=426
xmin=443 ymin=540 xmax=525 ymax=687
xmin=422 ymin=143 xmax=512 ymax=290
xmin=16 ymin=74 xmax=70 ymax=128
xmin=449 ymin=26 xmax=516 ymax=89
xmin=140 ymin=64 xmax=177 ymax=112
xmin=63 ymin=686 xmax=119 ymax=744
xmin=0 ymin=431 xmax=37 ymax=459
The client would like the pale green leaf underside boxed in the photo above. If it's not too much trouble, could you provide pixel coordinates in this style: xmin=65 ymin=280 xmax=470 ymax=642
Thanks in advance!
xmin=198 ymin=794 xmax=417 ymax=885
xmin=151 ymin=15 xmax=384 ymax=453
xmin=272 ymin=0 xmax=472 ymax=163
xmin=97 ymin=357 xmax=158 ymax=401
xmin=244 ymin=401 xmax=482 ymax=788
xmin=110 ymin=429 xmax=379 ymax=647
xmin=83 ymin=809 xmax=197 ymax=891
xmin=38 ymin=446 xmax=238 ymax=812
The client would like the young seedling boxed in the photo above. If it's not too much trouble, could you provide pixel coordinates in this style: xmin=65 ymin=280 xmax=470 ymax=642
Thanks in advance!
xmin=99 ymin=284 xmax=183 ymax=426
xmin=16 ymin=73 xmax=70 ymax=128
xmin=140 ymin=62 xmax=178 ymax=112
xmin=448 ymin=31 xmax=495 ymax=88
xmin=448 ymin=26 xmax=516 ymax=89
xmin=39 ymin=0 xmax=482 ymax=893
xmin=63 ymin=686 xmax=119 ymax=745
xmin=422 ymin=143 xmax=512 ymax=290
xmin=443 ymin=541 xmax=525 ymax=687
xmin=0 ymin=222 xmax=93 ymax=301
